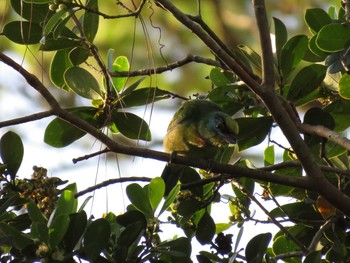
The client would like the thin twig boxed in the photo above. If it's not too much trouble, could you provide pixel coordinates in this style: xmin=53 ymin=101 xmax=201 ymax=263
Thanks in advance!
xmin=75 ymin=176 xmax=152 ymax=197
xmin=0 ymin=110 xmax=53 ymax=128
xmin=109 ymin=55 xmax=222 ymax=77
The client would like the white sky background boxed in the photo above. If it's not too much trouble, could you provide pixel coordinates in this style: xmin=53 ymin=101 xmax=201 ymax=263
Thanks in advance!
xmin=0 ymin=51 xmax=294 ymax=259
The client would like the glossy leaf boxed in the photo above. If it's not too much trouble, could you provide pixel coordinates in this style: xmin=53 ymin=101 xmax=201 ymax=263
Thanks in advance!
xmin=116 ymin=87 xmax=170 ymax=108
xmin=50 ymin=49 xmax=73 ymax=89
xmin=339 ymin=73 xmax=350 ymax=100
xmin=48 ymin=214 xmax=70 ymax=249
xmin=287 ymin=64 xmax=327 ymax=102
xmin=43 ymin=9 xmax=67 ymax=35
xmin=118 ymin=221 xmax=145 ymax=247
xmin=44 ymin=107 xmax=102 ymax=148
xmin=3 ymin=21 xmax=42 ymax=45
xmin=273 ymin=17 xmax=287 ymax=66
xmin=316 ymin=23 xmax=350 ymax=52
xmin=236 ymin=117 xmax=273 ymax=151
xmin=324 ymin=100 xmax=350 ymax=132
xmin=264 ymin=145 xmax=275 ymax=166
xmin=112 ymin=56 xmax=130 ymax=92
xmin=272 ymin=235 xmax=300 ymax=260
xmin=305 ymin=8 xmax=331 ymax=34
xmin=64 ymin=67 xmax=102 ymax=99
xmin=83 ymin=0 xmax=99 ymax=42
xmin=209 ymin=68 xmax=236 ymax=87
xmin=196 ymin=212 xmax=216 ymax=245
xmin=83 ymin=218 xmax=110 ymax=261
xmin=111 ymin=112 xmax=151 ymax=141
xmin=159 ymin=184 xmax=181 ymax=216
xmin=280 ymin=35 xmax=308 ymax=78
xmin=0 ymin=222 xmax=33 ymax=250
xmin=157 ymin=237 xmax=192 ymax=260
xmin=11 ymin=0 xmax=54 ymax=23
xmin=63 ymin=211 xmax=88 ymax=251
xmin=237 ymin=45 xmax=262 ymax=74
xmin=49 ymin=190 xmax=77 ymax=225
xmin=27 ymin=201 xmax=47 ymax=225
xmin=0 ymin=131 xmax=24 ymax=179
xmin=148 ymin=177 xmax=165 ymax=212
xmin=126 ymin=183 xmax=153 ymax=218
xmin=245 ymin=233 xmax=272 ymax=263
xmin=69 ymin=47 xmax=90 ymax=66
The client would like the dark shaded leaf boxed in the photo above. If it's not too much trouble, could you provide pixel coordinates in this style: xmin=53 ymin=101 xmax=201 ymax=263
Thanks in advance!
xmin=3 ymin=21 xmax=42 ymax=45
xmin=0 ymin=131 xmax=24 ymax=179
xmin=64 ymin=67 xmax=102 ymax=99
xmin=245 ymin=233 xmax=272 ymax=263
xmin=126 ymin=183 xmax=153 ymax=218
xmin=236 ymin=117 xmax=273 ymax=151
xmin=83 ymin=0 xmax=99 ymax=42
xmin=83 ymin=218 xmax=110 ymax=261
xmin=305 ymin=8 xmax=332 ymax=33
xmin=11 ymin=0 xmax=54 ymax=23
xmin=316 ymin=23 xmax=350 ymax=52
xmin=50 ymin=49 xmax=73 ymax=89
xmin=111 ymin=112 xmax=151 ymax=141
xmin=273 ymin=17 xmax=287 ymax=66
xmin=280 ymin=35 xmax=308 ymax=78
xmin=196 ymin=212 xmax=216 ymax=245
xmin=44 ymin=107 xmax=102 ymax=148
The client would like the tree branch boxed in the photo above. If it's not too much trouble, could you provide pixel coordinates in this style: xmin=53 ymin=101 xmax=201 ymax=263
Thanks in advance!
xmin=154 ymin=0 xmax=350 ymax=215
xmin=253 ymin=0 xmax=275 ymax=90
xmin=0 ymin=110 xmax=53 ymax=128
xmin=109 ymin=54 xmax=221 ymax=77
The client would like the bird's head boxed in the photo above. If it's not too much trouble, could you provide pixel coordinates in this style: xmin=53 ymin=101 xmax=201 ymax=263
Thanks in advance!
xmin=199 ymin=111 xmax=239 ymax=147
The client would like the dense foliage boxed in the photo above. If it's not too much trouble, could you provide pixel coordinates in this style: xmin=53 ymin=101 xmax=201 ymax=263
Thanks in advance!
xmin=1 ymin=0 xmax=350 ymax=262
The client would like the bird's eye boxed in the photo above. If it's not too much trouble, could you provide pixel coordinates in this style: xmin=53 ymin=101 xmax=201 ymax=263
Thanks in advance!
xmin=215 ymin=118 xmax=225 ymax=130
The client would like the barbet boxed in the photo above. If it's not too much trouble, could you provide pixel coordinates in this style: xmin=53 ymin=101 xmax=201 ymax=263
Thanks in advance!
xmin=162 ymin=99 xmax=239 ymax=193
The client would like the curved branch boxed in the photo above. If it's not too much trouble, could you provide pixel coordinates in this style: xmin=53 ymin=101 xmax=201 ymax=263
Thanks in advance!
xmin=109 ymin=55 xmax=222 ymax=77
xmin=0 ymin=110 xmax=53 ymax=128
xmin=75 ymin=176 xmax=152 ymax=198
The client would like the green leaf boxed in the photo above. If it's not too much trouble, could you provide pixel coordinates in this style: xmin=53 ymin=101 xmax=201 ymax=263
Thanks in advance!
xmin=27 ymin=201 xmax=47 ymax=225
xmin=63 ymin=211 xmax=87 ymax=251
xmin=280 ymin=35 xmax=308 ymax=78
xmin=3 ymin=21 xmax=42 ymax=45
xmin=303 ymin=251 xmax=322 ymax=263
xmin=308 ymin=34 xmax=328 ymax=59
xmin=324 ymin=100 xmax=350 ymax=132
xmin=43 ymin=9 xmax=67 ymax=36
xmin=49 ymin=190 xmax=77 ymax=225
xmin=149 ymin=177 xmax=165 ymax=212
xmin=245 ymin=233 xmax=272 ymax=263
xmin=111 ymin=56 xmax=130 ymax=92
xmin=69 ymin=47 xmax=90 ymax=66
xmin=339 ymin=73 xmax=350 ymax=100
xmin=118 ymin=221 xmax=145 ymax=247
xmin=44 ymin=107 xmax=102 ymax=148
xmin=236 ymin=117 xmax=273 ymax=151
xmin=23 ymin=0 xmax=51 ymax=2
xmin=126 ymin=183 xmax=153 ymax=218
xmin=111 ymin=112 xmax=151 ymax=141
xmin=177 ymin=199 xmax=203 ymax=218
xmin=64 ymin=67 xmax=102 ymax=99
xmin=157 ymin=237 xmax=192 ymax=259
xmin=264 ymin=145 xmax=275 ymax=166
xmin=272 ymin=235 xmax=300 ymax=260
xmin=83 ymin=218 xmax=110 ymax=261
xmin=116 ymin=87 xmax=170 ymax=108
xmin=31 ymin=221 xmax=49 ymax=244
xmin=305 ymin=8 xmax=332 ymax=34
xmin=208 ymin=85 xmax=244 ymax=115
xmin=0 ymin=222 xmax=33 ymax=250
xmin=0 ymin=131 xmax=24 ymax=179
xmin=273 ymin=17 xmax=287 ymax=66
xmin=159 ymin=184 xmax=181 ymax=216
xmin=270 ymin=202 xmax=322 ymax=220
xmin=11 ymin=0 xmax=54 ymax=23
xmin=196 ymin=212 xmax=216 ymax=245
xmin=50 ymin=49 xmax=73 ymax=89
xmin=316 ymin=23 xmax=350 ymax=52
xmin=287 ymin=64 xmax=327 ymax=102
xmin=48 ymin=214 xmax=70 ymax=249
xmin=209 ymin=68 xmax=236 ymax=87
xmin=83 ymin=0 xmax=99 ymax=42
xmin=237 ymin=45 xmax=262 ymax=74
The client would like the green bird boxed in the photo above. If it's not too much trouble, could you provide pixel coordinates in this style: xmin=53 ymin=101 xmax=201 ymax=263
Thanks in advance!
xmin=162 ymin=99 xmax=239 ymax=193
xmin=163 ymin=99 xmax=239 ymax=160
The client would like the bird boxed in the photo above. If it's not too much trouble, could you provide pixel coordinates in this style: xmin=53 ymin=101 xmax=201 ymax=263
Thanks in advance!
xmin=162 ymin=99 xmax=239 ymax=194
xmin=163 ymin=99 xmax=239 ymax=160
